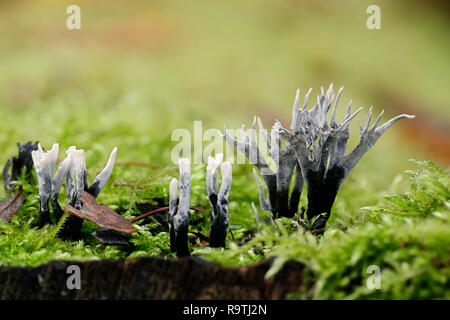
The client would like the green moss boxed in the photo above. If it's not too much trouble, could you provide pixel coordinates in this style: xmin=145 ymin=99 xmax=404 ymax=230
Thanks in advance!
xmin=1 ymin=150 xmax=449 ymax=299
xmin=196 ymin=161 xmax=450 ymax=299
xmin=362 ymin=160 xmax=450 ymax=219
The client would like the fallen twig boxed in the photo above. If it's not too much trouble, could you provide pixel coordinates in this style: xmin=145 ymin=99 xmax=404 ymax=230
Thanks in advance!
xmin=130 ymin=205 xmax=204 ymax=223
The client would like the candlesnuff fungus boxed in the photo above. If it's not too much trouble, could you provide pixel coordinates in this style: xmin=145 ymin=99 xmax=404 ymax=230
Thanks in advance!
xmin=3 ymin=141 xmax=39 ymax=193
xmin=168 ymin=158 xmax=191 ymax=257
xmin=31 ymin=143 xmax=60 ymax=227
xmin=87 ymin=147 xmax=118 ymax=198
xmin=279 ymin=84 xmax=414 ymax=230
xmin=31 ymin=143 xmax=117 ymax=238
xmin=223 ymin=84 xmax=414 ymax=231
xmin=221 ymin=116 xmax=302 ymax=219
xmin=58 ymin=146 xmax=118 ymax=241
xmin=206 ymin=153 xmax=232 ymax=248
xmin=51 ymin=149 xmax=74 ymax=221
xmin=57 ymin=146 xmax=87 ymax=240
xmin=168 ymin=179 xmax=178 ymax=252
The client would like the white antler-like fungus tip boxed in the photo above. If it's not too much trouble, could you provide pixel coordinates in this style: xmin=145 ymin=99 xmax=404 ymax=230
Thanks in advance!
xmin=178 ymin=158 xmax=191 ymax=175
xmin=107 ymin=147 xmax=118 ymax=169
xmin=66 ymin=146 xmax=76 ymax=156
xmin=100 ymin=147 xmax=117 ymax=176
xmin=47 ymin=143 xmax=59 ymax=165
xmin=207 ymin=153 xmax=223 ymax=176
xmin=110 ymin=147 xmax=118 ymax=160
xmin=71 ymin=149 xmax=86 ymax=194
xmin=220 ymin=161 xmax=232 ymax=179
xmin=170 ymin=177 xmax=178 ymax=191
xmin=31 ymin=150 xmax=39 ymax=167
xmin=32 ymin=143 xmax=59 ymax=174
xmin=169 ymin=178 xmax=178 ymax=201
xmin=88 ymin=146 xmax=118 ymax=197
xmin=65 ymin=146 xmax=77 ymax=178
xmin=51 ymin=153 xmax=73 ymax=195
xmin=72 ymin=149 xmax=86 ymax=168
xmin=291 ymin=88 xmax=300 ymax=129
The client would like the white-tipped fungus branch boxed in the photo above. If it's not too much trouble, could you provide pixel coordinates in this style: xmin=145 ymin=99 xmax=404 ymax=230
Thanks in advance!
xmin=168 ymin=158 xmax=191 ymax=256
xmin=206 ymin=153 xmax=232 ymax=248
xmin=31 ymin=143 xmax=59 ymax=227
xmin=32 ymin=144 xmax=118 ymax=239
xmin=222 ymin=116 xmax=301 ymax=218
xmin=223 ymin=84 xmax=414 ymax=231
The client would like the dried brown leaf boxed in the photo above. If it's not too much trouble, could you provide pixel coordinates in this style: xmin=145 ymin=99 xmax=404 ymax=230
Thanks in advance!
xmin=0 ymin=186 xmax=24 ymax=222
xmin=65 ymin=191 xmax=136 ymax=234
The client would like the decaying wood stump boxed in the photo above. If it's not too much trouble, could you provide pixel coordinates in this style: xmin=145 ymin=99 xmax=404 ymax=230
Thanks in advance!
xmin=0 ymin=257 xmax=304 ymax=299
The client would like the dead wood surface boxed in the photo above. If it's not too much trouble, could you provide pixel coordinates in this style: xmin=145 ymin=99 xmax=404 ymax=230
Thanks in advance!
xmin=0 ymin=256 xmax=304 ymax=300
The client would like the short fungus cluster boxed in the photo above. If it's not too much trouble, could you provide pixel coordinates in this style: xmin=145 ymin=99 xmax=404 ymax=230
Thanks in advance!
xmin=31 ymin=143 xmax=117 ymax=240
xmin=168 ymin=155 xmax=232 ymax=256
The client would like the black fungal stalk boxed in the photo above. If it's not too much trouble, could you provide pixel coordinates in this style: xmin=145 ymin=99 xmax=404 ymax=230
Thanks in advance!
xmin=206 ymin=153 xmax=232 ymax=248
xmin=168 ymin=158 xmax=191 ymax=257
xmin=3 ymin=141 xmax=39 ymax=193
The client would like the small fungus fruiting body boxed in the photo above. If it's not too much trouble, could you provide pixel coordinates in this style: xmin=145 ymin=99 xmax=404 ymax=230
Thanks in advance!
xmin=59 ymin=146 xmax=118 ymax=240
xmin=3 ymin=141 xmax=39 ymax=193
xmin=31 ymin=144 xmax=118 ymax=239
xmin=206 ymin=153 xmax=232 ymax=248
xmin=56 ymin=146 xmax=87 ymax=240
xmin=87 ymin=147 xmax=118 ymax=198
xmin=168 ymin=158 xmax=191 ymax=257
xmin=31 ymin=143 xmax=59 ymax=227
xmin=223 ymin=84 xmax=414 ymax=231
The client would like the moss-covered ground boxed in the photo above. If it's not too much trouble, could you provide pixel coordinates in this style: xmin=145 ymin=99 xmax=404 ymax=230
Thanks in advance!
xmin=0 ymin=0 xmax=448 ymax=299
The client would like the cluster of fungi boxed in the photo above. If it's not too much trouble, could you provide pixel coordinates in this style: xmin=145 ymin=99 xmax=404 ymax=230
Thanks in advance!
xmin=0 ymin=85 xmax=413 ymax=256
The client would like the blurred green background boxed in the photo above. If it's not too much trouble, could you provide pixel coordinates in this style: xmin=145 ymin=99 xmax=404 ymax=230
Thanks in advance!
xmin=0 ymin=0 xmax=449 ymax=193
